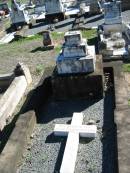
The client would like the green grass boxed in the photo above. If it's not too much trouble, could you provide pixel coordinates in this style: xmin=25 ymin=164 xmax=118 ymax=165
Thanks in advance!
xmin=51 ymin=32 xmax=64 ymax=41
xmin=55 ymin=45 xmax=62 ymax=54
xmin=123 ymin=63 xmax=130 ymax=72
xmin=0 ymin=34 xmax=41 ymax=48
xmin=17 ymin=34 xmax=41 ymax=42
xmin=81 ymin=29 xmax=97 ymax=40
xmin=35 ymin=64 xmax=44 ymax=75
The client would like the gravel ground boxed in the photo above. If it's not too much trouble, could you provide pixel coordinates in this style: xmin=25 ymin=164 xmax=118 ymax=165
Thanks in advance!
xmin=17 ymin=89 xmax=116 ymax=173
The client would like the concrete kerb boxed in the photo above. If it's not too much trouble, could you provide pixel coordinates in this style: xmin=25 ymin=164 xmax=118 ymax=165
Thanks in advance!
xmin=0 ymin=63 xmax=35 ymax=173
xmin=0 ymin=63 xmax=32 ymax=131
xmin=0 ymin=111 xmax=36 ymax=173
xmin=112 ymin=62 xmax=130 ymax=173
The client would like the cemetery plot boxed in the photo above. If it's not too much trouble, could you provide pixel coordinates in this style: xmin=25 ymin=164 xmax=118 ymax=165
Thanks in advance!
xmin=17 ymin=82 xmax=117 ymax=173
xmin=98 ymin=1 xmax=130 ymax=60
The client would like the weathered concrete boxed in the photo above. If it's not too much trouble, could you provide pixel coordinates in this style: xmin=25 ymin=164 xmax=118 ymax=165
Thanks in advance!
xmin=14 ymin=62 xmax=32 ymax=85
xmin=114 ymin=71 xmax=130 ymax=173
xmin=0 ymin=63 xmax=32 ymax=131
xmin=0 ymin=76 xmax=27 ymax=131
xmin=57 ymin=31 xmax=96 ymax=74
xmin=52 ymin=55 xmax=103 ymax=100
xmin=115 ymin=108 xmax=130 ymax=173
xmin=0 ymin=111 xmax=36 ymax=173
xmin=103 ymin=60 xmax=130 ymax=173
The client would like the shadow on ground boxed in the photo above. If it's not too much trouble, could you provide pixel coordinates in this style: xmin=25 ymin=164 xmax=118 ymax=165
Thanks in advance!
xmin=0 ymin=66 xmax=118 ymax=173
xmin=102 ymin=67 xmax=118 ymax=173
xmin=31 ymin=46 xmax=54 ymax=53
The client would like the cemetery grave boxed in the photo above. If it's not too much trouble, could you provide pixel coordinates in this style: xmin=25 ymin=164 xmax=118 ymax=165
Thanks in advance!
xmin=98 ymin=0 xmax=130 ymax=60
xmin=16 ymin=62 xmax=117 ymax=173
xmin=0 ymin=0 xmax=130 ymax=173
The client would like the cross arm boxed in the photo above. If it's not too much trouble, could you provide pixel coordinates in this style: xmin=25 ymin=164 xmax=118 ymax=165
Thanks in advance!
xmin=54 ymin=124 xmax=97 ymax=138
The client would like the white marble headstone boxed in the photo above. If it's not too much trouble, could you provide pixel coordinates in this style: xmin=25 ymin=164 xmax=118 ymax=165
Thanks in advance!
xmin=104 ymin=1 xmax=122 ymax=25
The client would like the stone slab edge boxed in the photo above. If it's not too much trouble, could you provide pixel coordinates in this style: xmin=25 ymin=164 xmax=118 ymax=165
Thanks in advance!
xmin=104 ymin=61 xmax=130 ymax=172
xmin=0 ymin=111 xmax=36 ymax=173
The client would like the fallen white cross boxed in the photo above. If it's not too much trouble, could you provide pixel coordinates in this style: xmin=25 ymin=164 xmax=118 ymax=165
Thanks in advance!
xmin=54 ymin=112 xmax=97 ymax=173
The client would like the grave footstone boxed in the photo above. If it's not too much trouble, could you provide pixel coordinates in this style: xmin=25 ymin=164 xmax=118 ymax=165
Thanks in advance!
xmin=42 ymin=30 xmax=54 ymax=50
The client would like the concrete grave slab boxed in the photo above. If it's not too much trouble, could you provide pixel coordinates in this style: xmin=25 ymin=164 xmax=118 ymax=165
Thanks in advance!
xmin=0 ymin=111 xmax=36 ymax=173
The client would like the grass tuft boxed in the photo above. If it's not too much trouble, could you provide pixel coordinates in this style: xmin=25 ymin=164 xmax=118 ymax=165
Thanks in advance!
xmin=51 ymin=32 xmax=64 ymax=41
xmin=123 ymin=63 xmax=130 ymax=72
xmin=35 ymin=64 xmax=44 ymax=75
xmin=81 ymin=29 xmax=97 ymax=40
xmin=55 ymin=45 xmax=62 ymax=54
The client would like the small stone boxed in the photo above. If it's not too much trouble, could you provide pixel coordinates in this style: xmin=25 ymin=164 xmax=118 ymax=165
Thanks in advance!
xmin=27 ymin=147 xmax=31 ymax=151
xmin=30 ymin=134 xmax=34 ymax=139
xmin=87 ymin=119 xmax=95 ymax=125
xmin=96 ymin=120 xmax=100 ymax=123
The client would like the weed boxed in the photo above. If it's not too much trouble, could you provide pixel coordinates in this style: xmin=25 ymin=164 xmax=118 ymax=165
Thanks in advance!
xmin=51 ymin=32 xmax=64 ymax=41
xmin=35 ymin=64 xmax=44 ymax=75
xmin=55 ymin=45 xmax=62 ymax=54
xmin=123 ymin=63 xmax=130 ymax=72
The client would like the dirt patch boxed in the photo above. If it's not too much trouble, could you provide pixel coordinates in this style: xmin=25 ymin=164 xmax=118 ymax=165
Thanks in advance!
xmin=0 ymin=38 xmax=57 ymax=87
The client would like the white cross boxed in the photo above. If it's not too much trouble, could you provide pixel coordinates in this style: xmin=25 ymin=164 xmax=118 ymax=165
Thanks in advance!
xmin=54 ymin=112 xmax=97 ymax=173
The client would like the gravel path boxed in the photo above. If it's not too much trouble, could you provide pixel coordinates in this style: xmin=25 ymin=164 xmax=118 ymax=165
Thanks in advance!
xmin=25 ymin=10 xmax=130 ymax=33
xmin=83 ymin=10 xmax=130 ymax=28
xmin=17 ymin=89 xmax=116 ymax=173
